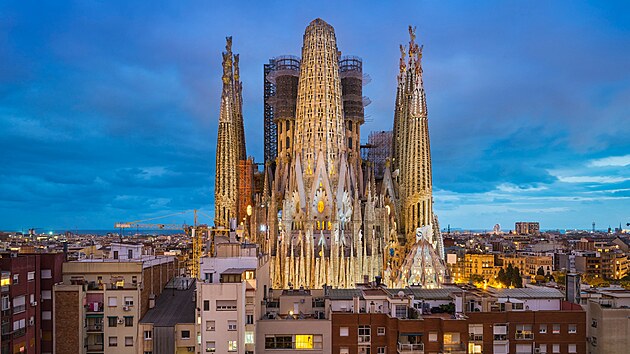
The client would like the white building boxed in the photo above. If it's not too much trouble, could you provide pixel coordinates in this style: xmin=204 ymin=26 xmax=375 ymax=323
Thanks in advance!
xmin=197 ymin=242 xmax=265 ymax=354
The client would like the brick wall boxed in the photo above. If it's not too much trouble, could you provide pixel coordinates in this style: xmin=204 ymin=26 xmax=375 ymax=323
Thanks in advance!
xmin=54 ymin=289 xmax=81 ymax=354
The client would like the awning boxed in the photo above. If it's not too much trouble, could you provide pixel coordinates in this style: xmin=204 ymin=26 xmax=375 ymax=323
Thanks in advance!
xmin=400 ymin=333 xmax=423 ymax=336
xmin=86 ymin=314 xmax=103 ymax=318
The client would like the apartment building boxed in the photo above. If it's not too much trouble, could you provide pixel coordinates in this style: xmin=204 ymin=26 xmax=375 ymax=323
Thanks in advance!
xmin=257 ymin=288 xmax=330 ymax=353
xmin=515 ymin=222 xmax=540 ymax=235
xmin=138 ymin=277 xmax=196 ymax=354
xmin=197 ymin=242 xmax=262 ymax=354
xmin=449 ymin=254 xmax=497 ymax=282
xmin=53 ymin=246 xmax=177 ymax=354
xmin=584 ymin=287 xmax=630 ymax=354
xmin=1 ymin=252 xmax=64 ymax=354
xmin=329 ymin=284 xmax=585 ymax=354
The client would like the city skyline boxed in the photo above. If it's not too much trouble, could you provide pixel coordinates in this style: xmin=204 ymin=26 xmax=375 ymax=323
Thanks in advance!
xmin=1 ymin=1 xmax=629 ymax=230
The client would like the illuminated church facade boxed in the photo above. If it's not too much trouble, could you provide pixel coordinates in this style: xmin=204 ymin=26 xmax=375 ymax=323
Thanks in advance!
xmin=215 ymin=18 xmax=446 ymax=289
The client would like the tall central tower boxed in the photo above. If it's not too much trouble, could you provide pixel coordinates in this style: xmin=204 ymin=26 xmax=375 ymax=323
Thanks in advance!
xmin=293 ymin=19 xmax=346 ymax=179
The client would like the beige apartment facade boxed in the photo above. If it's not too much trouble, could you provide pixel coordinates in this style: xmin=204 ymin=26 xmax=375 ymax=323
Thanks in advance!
xmin=53 ymin=256 xmax=176 ymax=354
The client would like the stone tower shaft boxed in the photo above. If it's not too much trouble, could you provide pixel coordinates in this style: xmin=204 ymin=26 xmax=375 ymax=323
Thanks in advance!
xmin=396 ymin=27 xmax=433 ymax=243
xmin=293 ymin=18 xmax=346 ymax=176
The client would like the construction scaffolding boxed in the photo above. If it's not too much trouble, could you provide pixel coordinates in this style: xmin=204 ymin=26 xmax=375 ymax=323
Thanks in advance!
xmin=340 ymin=56 xmax=369 ymax=158
xmin=365 ymin=130 xmax=393 ymax=180
xmin=266 ymin=56 xmax=300 ymax=158
xmin=263 ymin=59 xmax=277 ymax=164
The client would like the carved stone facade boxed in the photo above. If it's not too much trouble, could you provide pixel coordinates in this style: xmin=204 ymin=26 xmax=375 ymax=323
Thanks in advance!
xmin=214 ymin=37 xmax=246 ymax=228
xmin=223 ymin=19 xmax=446 ymax=289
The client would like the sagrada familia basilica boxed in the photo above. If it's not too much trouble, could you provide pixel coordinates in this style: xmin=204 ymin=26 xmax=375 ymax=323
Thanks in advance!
xmin=214 ymin=19 xmax=447 ymax=289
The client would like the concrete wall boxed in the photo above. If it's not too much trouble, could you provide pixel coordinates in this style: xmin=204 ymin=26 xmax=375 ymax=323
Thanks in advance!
xmin=587 ymin=301 xmax=630 ymax=354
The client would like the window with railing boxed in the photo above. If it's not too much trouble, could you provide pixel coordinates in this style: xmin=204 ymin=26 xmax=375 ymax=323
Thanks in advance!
xmin=493 ymin=324 xmax=508 ymax=341
xmin=469 ymin=324 xmax=483 ymax=341
xmin=515 ymin=324 xmax=533 ymax=340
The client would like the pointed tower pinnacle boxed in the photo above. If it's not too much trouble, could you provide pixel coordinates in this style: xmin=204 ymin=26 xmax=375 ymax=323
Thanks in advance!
xmin=395 ymin=26 xmax=434 ymax=244
xmin=214 ymin=36 xmax=238 ymax=227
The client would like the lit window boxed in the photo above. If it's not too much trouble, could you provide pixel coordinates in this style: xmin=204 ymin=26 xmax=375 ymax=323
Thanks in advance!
xmin=295 ymin=335 xmax=313 ymax=349
xmin=228 ymin=340 xmax=237 ymax=352
xmin=245 ymin=331 xmax=254 ymax=344
xmin=515 ymin=324 xmax=533 ymax=340
xmin=444 ymin=332 xmax=460 ymax=344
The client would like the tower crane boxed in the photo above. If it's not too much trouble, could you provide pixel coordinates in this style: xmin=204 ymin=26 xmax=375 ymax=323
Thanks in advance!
xmin=114 ymin=210 xmax=227 ymax=280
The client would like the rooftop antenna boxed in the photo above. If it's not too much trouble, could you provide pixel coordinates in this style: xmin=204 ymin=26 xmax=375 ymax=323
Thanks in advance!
xmin=592 ymin=222 xmax=595 ymax=233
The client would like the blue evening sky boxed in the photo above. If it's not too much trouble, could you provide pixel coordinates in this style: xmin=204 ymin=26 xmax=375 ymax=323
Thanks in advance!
xmin=1 ymin=1 xmax=629 ymax=231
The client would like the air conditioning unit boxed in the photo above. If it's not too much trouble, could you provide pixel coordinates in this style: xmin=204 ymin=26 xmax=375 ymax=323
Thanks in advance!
xmin=30 ymin=301 xmax=37 ymax=307
xmin=188 ymin=347 xmax=195 ymax=352
xmin=534 ymin=348 xmax=541 ymax=354
xmin=117 ymin=318 xmax=124 ymax=324
xmin=123 ymin=306 xmax=130 ymax=311
xmin=28 ymin=318 xmax=34 ymax=326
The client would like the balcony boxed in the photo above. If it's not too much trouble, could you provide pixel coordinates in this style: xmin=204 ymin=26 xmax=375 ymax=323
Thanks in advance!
xmin=85 ymin=344 xmax=104 ymax=352
xmin=86 ymin=324 xmax=103 ymax=332
xmin=442 ymin=343 xmax=466 ymax=353
xmin=85 ymin=302 xmax=104 ymax=313
xmin=398 ymin=342 xmax=424 ymax=353
xmin=13 ymin=328 xmax=26 ymax=338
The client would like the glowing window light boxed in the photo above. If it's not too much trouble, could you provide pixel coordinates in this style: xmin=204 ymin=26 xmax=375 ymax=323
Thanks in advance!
xmin=295 ymin=335 xmax=313 ymax=349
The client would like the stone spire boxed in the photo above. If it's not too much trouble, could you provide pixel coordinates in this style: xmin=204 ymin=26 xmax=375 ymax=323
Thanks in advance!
xmin=293 ymin=18 xmax=345 ymax=180
xmin=214 ymin=37 xmax=238 ymax=227
xmin=396 ymin=26 xmax=433 ymax=244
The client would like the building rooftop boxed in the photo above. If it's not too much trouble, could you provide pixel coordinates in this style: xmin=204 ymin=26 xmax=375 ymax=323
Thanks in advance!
xmin=488 ymin=286 xmax=564 ymax=299
xmin=327 ymin=289 xmax=365 ymax=300
xmin=73 ymin=255 xmax=175 ymax=268
xmin=398 ymin=287 xmax=461 ymax=300
xmin=221 ymin=267 xmax=255 ymax=275
xmin=140 ymin=279 xmax=196 ymax=326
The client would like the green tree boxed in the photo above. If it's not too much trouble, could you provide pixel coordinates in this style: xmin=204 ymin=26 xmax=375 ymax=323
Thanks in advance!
xmin=469 ymin=274 xmax=485 ymax=284
xmin=512 ymin=267 xmax=523 ymax=288
xmin=537 ymin=266 xmax=545 ymax=276
xmin=497 ymin=268 xmax=507 ymax=286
